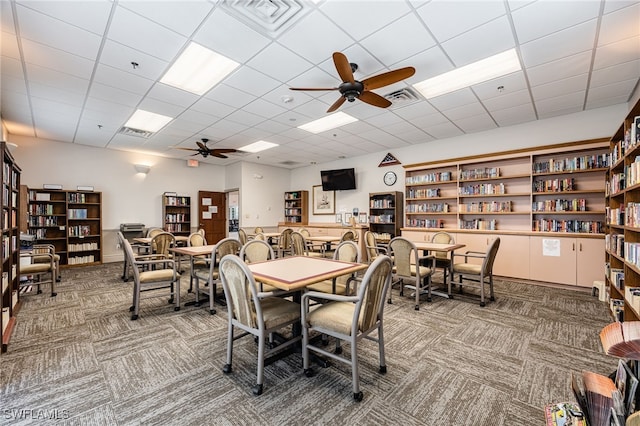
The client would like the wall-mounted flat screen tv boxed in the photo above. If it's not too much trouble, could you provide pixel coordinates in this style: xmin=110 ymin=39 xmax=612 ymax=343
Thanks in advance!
xmin=321 ymin=168 xmax=356 ymax=191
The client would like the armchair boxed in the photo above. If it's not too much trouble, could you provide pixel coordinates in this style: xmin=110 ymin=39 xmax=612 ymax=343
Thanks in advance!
xmin=431 ymin=231 xmax=455 ymax=284
xmin=451 ymin=238 xmax=500 ymax=307
xmin=306 ymin=241 xmax=361 ymax=295
xmin=364 ymin=231 xmax=387 ymax=263
xmin=192 ymin=237 xmax=241 ymax=314
xmin=301 ymin=255 xmax=393 ymax=401
xmin=122 ymin=238 xmax=180 ymax=320
xmin=219 ymin=254 xmax=301 ymax=395
xmin=20 ymin=244 xmax=57 ymax=297
xmin=388 ymin=237 xmax=436 ymax=310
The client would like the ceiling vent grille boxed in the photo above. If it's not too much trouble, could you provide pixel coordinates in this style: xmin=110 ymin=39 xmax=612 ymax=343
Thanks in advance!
xmin=280 ymin=160 xmax=300 ymax=166
xmin=118 ymin=126 xmax=154 ymax=139
xmin=384 ymin=87 xmax=423 ymax=108
xmin=219 ymin=0 xmax=312 ymax=37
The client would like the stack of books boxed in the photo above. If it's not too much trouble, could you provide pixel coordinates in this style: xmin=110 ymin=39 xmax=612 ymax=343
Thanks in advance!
xmin=600 ymin=321 xmax=640 ymax=359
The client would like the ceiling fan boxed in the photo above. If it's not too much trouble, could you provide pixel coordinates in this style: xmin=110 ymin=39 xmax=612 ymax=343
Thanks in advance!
xmin=290 ymin=52 xmax=416 ymax=113
xmin=176 ymin=139 xmax=237 ymax=159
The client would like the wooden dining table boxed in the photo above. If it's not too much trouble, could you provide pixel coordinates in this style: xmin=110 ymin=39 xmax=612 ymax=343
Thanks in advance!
xmin=412 ymin=241 xmax=466 ymax=299
xmin=169 ymin=244 xmax=217 ymax=309
xmin=304 ymin=235 xmax=342 ymax=256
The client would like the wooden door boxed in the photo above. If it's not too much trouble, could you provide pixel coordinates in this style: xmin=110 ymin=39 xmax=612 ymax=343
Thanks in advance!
xmin=529 ymin=236 xmax=577 ymax=285
xmin=576 ymin=237 xmax=605 ymax=288
xmin=198 ymin=191 xmax=226 ymax=245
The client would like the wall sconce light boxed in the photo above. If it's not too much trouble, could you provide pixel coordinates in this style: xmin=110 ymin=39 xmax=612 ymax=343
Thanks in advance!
xmin=134 ymin=164 xmax=151 ymax=174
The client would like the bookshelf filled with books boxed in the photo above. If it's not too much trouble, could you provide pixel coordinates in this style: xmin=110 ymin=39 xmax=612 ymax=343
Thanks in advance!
xmin=162 ymin=194 xmax=191 ymax=236
xmin=27 ymin=188 xmax=103 ymax=267
xmin=368 ymin=191 xmax=403 ymax=239
xmin=283 ymin=190 xmax=308 ymax=225
xmin=1 ymin=142 xmax=20 ymax=353
xmin=605 ymin=98 xmax=640 ymax=322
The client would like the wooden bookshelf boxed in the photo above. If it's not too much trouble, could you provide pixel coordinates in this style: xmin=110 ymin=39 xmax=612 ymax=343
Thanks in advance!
xmin=1 ymin=142 xmax=21 ymax=353
xmin=369 ymin=191 xmax=403 ymax=239
xmin=284 ymin=190 xmax=308 ymax=225
xmin=162 ymin=194 xmax=191 ymax=236
xmin=605 ymin=97 xmax=640 ymax=322
xmin=27 ymin=188 xmax=102 ymax=267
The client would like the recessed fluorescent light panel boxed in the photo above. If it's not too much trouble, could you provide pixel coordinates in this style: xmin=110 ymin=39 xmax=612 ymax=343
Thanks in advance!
xmin=239 ymin=140 xmax=279 ymax=153
xmin=413 ymin=49 xmax=521 ymax=99
xmin=160 ymin=42 xmax=239 ymax=95
xmin=298 ymin=112 xmax=358 ymax=134
xmin=124 ymin=109 xmax=173 ymax=133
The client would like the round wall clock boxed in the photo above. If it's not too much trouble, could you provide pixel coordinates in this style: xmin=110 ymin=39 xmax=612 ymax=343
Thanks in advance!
xmin=383 ymin=171 xmax=397 ymax=186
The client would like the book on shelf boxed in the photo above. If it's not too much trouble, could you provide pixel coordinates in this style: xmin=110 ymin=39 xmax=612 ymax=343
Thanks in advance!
xmin=600 ymin=321 xmax=640 ymax=359
xmin=615 ymin=358 xmax=639 ymax=418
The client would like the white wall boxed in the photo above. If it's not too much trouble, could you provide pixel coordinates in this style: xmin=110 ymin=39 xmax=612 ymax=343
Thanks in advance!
xmin=240 ymin=161 xmax=290 ymax=229
xmin=9 ymin=135 xmax=228 ymax=230
xmin=290 ymin=103 xmax=629 ymax=223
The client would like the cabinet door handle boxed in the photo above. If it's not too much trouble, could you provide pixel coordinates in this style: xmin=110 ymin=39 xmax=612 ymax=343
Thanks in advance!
xmin=572 ymin=243 xmax=575 ymax=251
xmin=579 ymin=243 xmax=582 ymax=251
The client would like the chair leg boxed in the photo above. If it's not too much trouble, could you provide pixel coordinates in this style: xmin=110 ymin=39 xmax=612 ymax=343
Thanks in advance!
xmin=223 ymin=322 xmax=234 ymax=374
xmin=174 ymin=279 xmax=180 ymax=311
xmin=351 ymin=339 xmax=363 ymax=401
xmin=254 ymin=333 xmax=265 ymax=395
xmin=479 ymin=273 xmax=486 ymax=307
xmin=378 ymin=324 xmax=387 ymax=374
xmin=209 ymin=280 xmax=216 ymax=315
xmin=489 ymin=275 xmax=495 ymax=301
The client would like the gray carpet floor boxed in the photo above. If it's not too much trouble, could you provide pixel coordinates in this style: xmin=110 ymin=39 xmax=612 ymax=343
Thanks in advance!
xmin=0 ymin=262 xmax=617 ymax=425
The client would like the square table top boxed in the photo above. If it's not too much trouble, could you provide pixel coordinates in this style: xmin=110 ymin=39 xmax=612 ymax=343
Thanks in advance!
xmin=305 ymin=235 xmax=342 ymax=242
xmin=170 ymin=245 xmax=216 ymax=257
xmin=411 ymin=242 xmax=465 ymax=252
xmin=247 ymin=256 xmax=368 ymax=291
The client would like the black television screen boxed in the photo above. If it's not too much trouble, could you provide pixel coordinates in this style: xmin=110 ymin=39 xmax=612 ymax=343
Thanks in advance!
xmin=321 ymin=168 xmax=356 ymax=191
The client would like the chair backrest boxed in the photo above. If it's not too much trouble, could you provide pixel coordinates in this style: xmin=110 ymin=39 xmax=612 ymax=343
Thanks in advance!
xmin=198 ymin=228 xmax=206 ymax=237
xmin=254 ymin=233 xmax=265 ymax=241
xmin=147 ymin=227 xmax=163 ymax=238
xmin=364 ymin=231 xmax=379 ymax=261
xmin=299 ymin=228 xmax=310 ymax=238
xmin=254 ymin=227 xmax=264 ymax=234
xmin=333 ymin=240 xmax=361 ymax=263
xmin=341 ymin=230 xmax=355 ymax=242
xmin=290 ymin=231 xmax=307 ymax=256
xmin=483 ymin=238 xmax=501 ymax=275
xmin=388 ymin=237 xmax=419 ymax=278
xmin=240 ymin=239 xmax=275 ymax=264
xmin=152 ymin=232 xmax=175 ymax=256
xmin=219 ymin=254 xmax=262 ymax=329
xmin=188 ymin=232 xmax=207 ymax=247
xmin=279 ymin=228 xmax=293 ymax=249
xmin=238 ymin=228 xmax=248 ymax=245
xmin=209 ymin=238 xmax=242 ymax=274
xmin=431 ymin=231 xmax=454 ymax=260
xmin=122 ymin=239 xmax=142 ymax=282
xmin=355 ymin=255 xmax=393 ymax=332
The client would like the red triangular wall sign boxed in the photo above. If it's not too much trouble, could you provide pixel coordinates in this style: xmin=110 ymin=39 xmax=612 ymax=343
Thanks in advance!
xmin=379 ymin=152 xmax=401 ymax=167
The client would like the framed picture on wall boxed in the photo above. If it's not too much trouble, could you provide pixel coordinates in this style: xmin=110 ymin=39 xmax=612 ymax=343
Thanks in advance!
xmin=335 ymin=213 xmax=342 ymax=223
xmin=344 ymin=213 xmax=352 ymax=224
xmin=359 ymin=212 xmax=367 ymax=223
xmin=313 ymin=185 xmax=335 ymax=215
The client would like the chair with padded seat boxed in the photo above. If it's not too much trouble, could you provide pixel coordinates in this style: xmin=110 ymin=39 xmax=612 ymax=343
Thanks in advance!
xmin=253 ymin=226 xmax=264 ymax=234
xmin=364 ymin=231 xmax=387 ymax=264
xmin=301 ymin=255 xmax=393 ymax=401
xmin=149 ymin=232 xmax=176 ymax=269
xmin=238 ymin=228 xmax=248 ymax=245
xmin=240 ymin=239 xmax=291 ymax=296
xmin=387 ymin=237 xmax=436 ymax=310
xmin=31 ymin=243 xmax=61 ymax=283
xmin=192 ymin=237 xmax=241 ymax=314
xmin=451 ymin=238 xmax=500 ymax=307
xmin=323 ymin=229 xmax=355 ymax=258
xmin=430 ymin=231 xmax=455 ymax=285
xmin=186 ymin=231 xmax=209 ymax=293
xmin=219 ymin=254 xmax=301 ymax=396
xmin=20 ymin=244 xmax=57 ymax=297
xmin=122 ymin=238 xmax=180 ymax=320
xmin=290 ymin=231 xmax=323 ymax=258
xmin=306 ymin=240 xmax=361 ymax=295
xmin=274 ymin=228 xmax=293 ymax=257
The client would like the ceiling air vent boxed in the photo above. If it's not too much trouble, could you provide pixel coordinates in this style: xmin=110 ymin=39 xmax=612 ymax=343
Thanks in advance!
xmin=280 ymin=160 xmax=300 ymax=166
xmin=384 ymin=87 xmax=423 ymax=108
xmin=118 ymin=126 xmax=154 ymax=139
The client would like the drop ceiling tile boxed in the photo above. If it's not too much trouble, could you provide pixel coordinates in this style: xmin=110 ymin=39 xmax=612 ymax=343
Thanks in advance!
xmin=137 ymin=97 xmax=184 ymax=119
xmin=205 ymin=83 xmax=258 ymax=109
xmin=532 ymin=74 xmax=589 ymax=101
xmin=1 ymin=31 xmax=21 ymax=59
xmin=83 ymin=98 xmax=135 ymax=124
xmin=320 ymin=0 xmax=410 ymax=41
xmin=146 ymin=83 xmax=200 ymax=108
xmin=481 ymin=88 xmax=531 ymax=111
xmin=599 ymin=3 xmax=640 ymax=46
xmin=175 ymin=109 xmax=220 ymax=128
xmin=442 ymin=17 xmax=515 ymax=67
xmin=247 ymin=43 xmax=312 ymax=83
xmin=520 ymin=19 xmax=598 ymax=68
xmin=21 ymin=39 xmax=94 ymax=79
xmin=89 ymin=81 xmax=141 ymax=107
xmin=339 ymin=45 xmax=386 ymax=80
xmin=225 ymin=109 xmax=265 ymax=128
xmin=587 ymin=78 xmax=639 ymax=103
xmin=593 ymin=36 xmax=640 ymax=70
xmin=472 ymin=71 xmax=528 ymax=100
xmin=586 ymin=94 xmax=631 ymax=109
xmin=74 ymin=126 xmax=113 ymax=148
xmin=193 ymin=9 xmax=271 ymax=64
xmin=442 ymin=102 xmax=488 ymax=121
xmin=161 ymin=119 xmax=207 ymax=135
xmin=603 ymin=0 xmax=638 ymax=14
xmin=1 ymin=1 xmax=16 ymax=34
xmin=278 ymin=12 xmax=352 ymax=64
xmin=456 ymin=112 xmax=497 ymax=133
xmin=538 ymin=104 xmax=583 ymax=120
xmin=15 ymin=4 xmax=102 ymax=60
xmin=93 ymin=64 xmax=154 ymax=96
xmin=203 ymin=120 xmax=247 ymax=139
xmin=1 ymin=56 xmax=26 ymax=81
xmin=590 ymin=59 xmax=640 ymax=87
xmin=224 ymin=66 xmax=282 ymax=98
xmin=190 ymin=97 xmax=236 ymax=119
xmin=409 ymin=112 xmax=452 ymax=128
xmin=526 ymin=51 xmax=592 ymax=87
xmin=490 ymin=103 xmax=537 ymax=127
xmin=391 ymin=127 xmax=431 ymax=144
xmin=511 ymin=0 xmax=600 ymax=44
xmin=118 ymin=0 xmax=213 ymax=37
xmin=535 ymin=91 xmax=586 ymax=116
xmin=16 ymin=0 xmax=112 ymax=35
xmin=253 ymin=120 xmax=291 ymax=136
xmin=25 ymin=63 xmax=90 ymax=94
xmin=426 ymin=121 xmax=464 ymax=139
xmin=29 ymin=81 xmax=86 ymax=107
xmin=99 ymin=40 xmax=169 ymax=81
xmin=402 ymin=46 xmax=454 ymax=83
xmin=242 ymin=98 xmax=288 ymax=120
xmin=107 ymin=5 xmax=186 ymax=62
xmin=392 ymin=102 xmax=438 ymax=121
xmin=360 ymin=14 xmax=436 ymax=66
xmin=428 ymin=88 xmax=477 ymax=111
xmin=417 ymin=1 xmax=506 ymax=43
